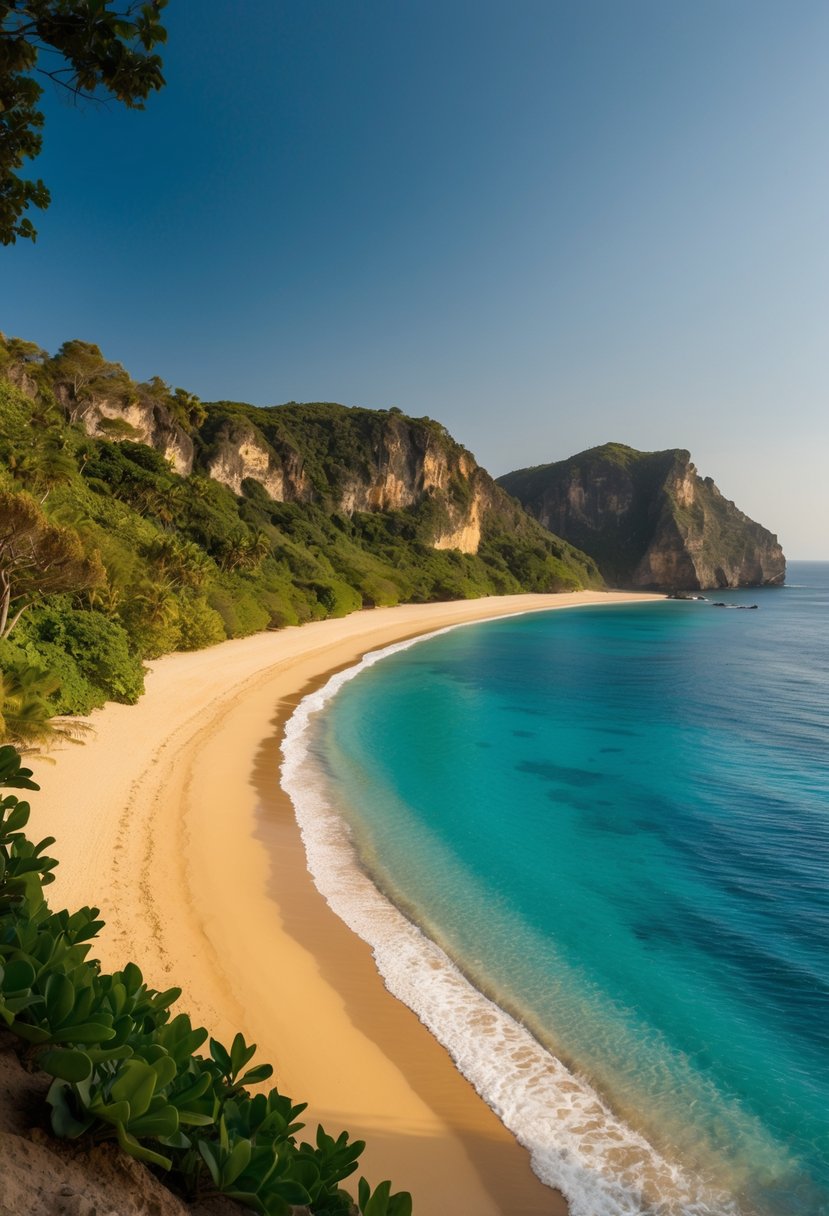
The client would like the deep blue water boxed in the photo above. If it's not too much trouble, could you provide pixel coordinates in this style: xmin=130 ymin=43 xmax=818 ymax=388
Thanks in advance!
xmin=310 ymin=565 xmax=829 ymax=1215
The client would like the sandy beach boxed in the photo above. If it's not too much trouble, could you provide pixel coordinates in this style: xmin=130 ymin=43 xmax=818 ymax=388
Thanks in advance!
xmin=31 ymin=590 xmax=660 ymax=1215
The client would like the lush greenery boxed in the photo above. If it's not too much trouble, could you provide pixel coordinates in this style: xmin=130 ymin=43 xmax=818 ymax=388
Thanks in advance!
xmin=0 ymin=333 xmax=600 ymax=737
xmin=1 ymin=1 xmax=168 ymax=244
xmin=0 ymin=744 xmax=411 ymax=1215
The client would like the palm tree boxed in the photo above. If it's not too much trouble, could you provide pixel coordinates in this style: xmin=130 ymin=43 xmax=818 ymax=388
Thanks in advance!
xmin=0 ymin=666 xmax=85 ymax=749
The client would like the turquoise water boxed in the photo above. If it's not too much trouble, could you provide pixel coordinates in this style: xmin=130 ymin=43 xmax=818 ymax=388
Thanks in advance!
xmin=293 ymin=565 xmax=829 ymax=1215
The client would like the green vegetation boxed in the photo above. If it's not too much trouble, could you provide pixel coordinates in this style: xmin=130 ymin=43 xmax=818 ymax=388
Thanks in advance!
xmin=0 ymin=332 xmax=601 ymax=737
xmin=1 ymin=1 xmax=168 ymax=244
xmin=0 ymin=744 xmax=412 ymax=1213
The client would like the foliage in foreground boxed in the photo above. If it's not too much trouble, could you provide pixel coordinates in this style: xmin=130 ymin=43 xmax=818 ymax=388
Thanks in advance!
xmin=1 ymin=1 xmax=169 ymax=245
xmin=0 ymin=744 xmax=412 ymax=1216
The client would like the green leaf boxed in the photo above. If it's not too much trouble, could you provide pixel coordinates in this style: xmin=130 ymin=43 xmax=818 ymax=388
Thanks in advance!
xmin=363 ymin=1180 xmax=392 ymax=1216
xmin=89 ymin=1099 xmax=131 ymax=1127
xmin=116 ymin=1122 xmax=172 ymax=1170
xmin=239 ymin=1062 xmax=273 ymax=1087
xmin=122 ymin=962 xmax=143 ymax=994
xmin=47 ymin=1080 xmax=95 ymax=1139
xmin=177 ymin=1109 xmax=215 ymax=1127
xmin=221 ymin=1136 xmax=252 ymax=1187
xmin=2 ymin=958 xmax=35 ymax=992
xmin=269 ymin=1179 xmax=312 ymax=1205
xmin=153 ymin=986 xmax=181 ymax=1010
xmin=38 ymin=1048 xmax=92 ymax=1083
xmin=150 ymin=1053 xmax=177 ymax=1090
xmin=44 ymin=972 xmax=75 ymax=1026
xmin=128 ymin=1105 xmax=179 ymax=1139
xmin=261 ymin=1195 xmax=291 ymax=1216
xmin=10 ymin=1022 xmax=52 ymax=1045
xmin=4 ymin=803 xmax=31 ymax=832
xmin=52 ymin=1021 xmax=116 ymax=1045
xmin=199 ymin=1139 xmax=221 ymax=1187
xmin=111 ymin=1060 xmax=157 ymax=1117
xmin=388 ymin=1192 xmax=413 ymax=1216
xmin=210 ymin=1037 xmax=231 ymax=1074
xmin=230 ymin=1031 xmax=256 ymax=1078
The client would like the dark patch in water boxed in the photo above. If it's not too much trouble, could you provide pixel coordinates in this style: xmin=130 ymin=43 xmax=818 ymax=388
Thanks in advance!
xmin=600 ymin=747 xmax=623 ymax=754
xmin=546 ymin=791 xmax=596 ymax=812
xmin=512 ymin=729 xmax=535 ymax=738
xmin=476 ymin=741 xmax=492 ymax=749
xmin=586 ymin=810 xmax=640 ymax=835
xmin=518 ymin=760 xmax=605 ymax=787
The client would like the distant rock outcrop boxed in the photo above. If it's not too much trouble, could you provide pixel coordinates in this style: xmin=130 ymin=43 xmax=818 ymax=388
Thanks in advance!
xmin=498 ymin=443 xmax=785 ymax=590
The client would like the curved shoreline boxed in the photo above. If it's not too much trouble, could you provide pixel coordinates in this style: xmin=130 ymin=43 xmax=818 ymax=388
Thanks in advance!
xmin=31 ymin=591 xmax=660 ymax=1215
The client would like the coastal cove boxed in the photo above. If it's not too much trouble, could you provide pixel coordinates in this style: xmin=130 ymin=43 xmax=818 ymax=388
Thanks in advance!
xmin=301 ymin=565 xmax=829 ymax=1216
xmin=30 ymin=591 xmax=659 ymax=1216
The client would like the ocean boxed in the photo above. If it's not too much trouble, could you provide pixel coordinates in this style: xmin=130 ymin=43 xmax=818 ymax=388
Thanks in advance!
xmin=281 ymin=561 xmax=829 ymax=1216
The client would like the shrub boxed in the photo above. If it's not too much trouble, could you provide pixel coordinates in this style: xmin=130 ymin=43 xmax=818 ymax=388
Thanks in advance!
xmin=25 ymin=605 xmax=144 ymax=706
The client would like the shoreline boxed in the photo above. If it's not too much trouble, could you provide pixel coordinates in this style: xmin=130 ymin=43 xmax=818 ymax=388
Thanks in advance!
xmin=31 ymin=591 xmax=661 ymax=1215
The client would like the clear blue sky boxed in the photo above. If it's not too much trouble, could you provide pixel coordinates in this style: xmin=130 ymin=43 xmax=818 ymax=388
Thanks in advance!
xmin=3 ymin=0 xmax=827 ymax=556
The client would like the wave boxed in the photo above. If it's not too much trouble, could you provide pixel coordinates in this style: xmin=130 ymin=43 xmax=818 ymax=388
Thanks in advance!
xmin=279 ymin=627 xmax=739 ymax=1216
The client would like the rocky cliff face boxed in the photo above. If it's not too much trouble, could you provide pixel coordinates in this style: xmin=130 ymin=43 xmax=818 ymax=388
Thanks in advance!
xmin=78 ymin=397 xmax=195 ymax=476
xmin=204 ymin=419 xmax=310 ymax=502
xmin=202 ymin=404 xmax=507 ymax=556
xmin=498 ymin=444 xmax=785 ymax=590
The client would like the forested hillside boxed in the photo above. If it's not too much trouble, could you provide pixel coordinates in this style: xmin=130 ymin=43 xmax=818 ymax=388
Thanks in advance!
xmin=0 ymin=334 xmax=600 ymax=739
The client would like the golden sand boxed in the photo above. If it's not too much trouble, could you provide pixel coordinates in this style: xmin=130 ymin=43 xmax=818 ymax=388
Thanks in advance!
xmin=33 ymin=592 xmax=660 ymax=1214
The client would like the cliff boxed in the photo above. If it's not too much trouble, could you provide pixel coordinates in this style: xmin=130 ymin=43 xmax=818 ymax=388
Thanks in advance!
xmin=498 ymin=443 xmax=785 ymax=590
xmin=198 ymin=400 xmax=576 ymax=562
xmin=0 ymin=334 xmax=606 ymax=723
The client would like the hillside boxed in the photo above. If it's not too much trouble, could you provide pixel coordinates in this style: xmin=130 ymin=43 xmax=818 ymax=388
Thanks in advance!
xmin=497 ymin=443 xmax=785 ymax=591
xmin=0 ymin=334 xmax=600 ymax=733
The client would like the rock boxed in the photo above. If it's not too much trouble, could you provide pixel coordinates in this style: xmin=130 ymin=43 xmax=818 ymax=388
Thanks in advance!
xmin=498 ymin=443 xmax=786 ymax=590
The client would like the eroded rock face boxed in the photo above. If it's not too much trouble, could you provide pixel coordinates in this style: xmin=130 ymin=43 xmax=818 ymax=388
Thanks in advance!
xmin=75 ymin=397 xmax=194 ymax=476
xmin=205 ymin=410 xmax=492 ymax=554
xmin=498 ymin=445 xmax=786 ymax=590
xmin=329 ymin=423 xmax=491 ymax=553
xmin=205 ymin=424 xmax=299 ymax=500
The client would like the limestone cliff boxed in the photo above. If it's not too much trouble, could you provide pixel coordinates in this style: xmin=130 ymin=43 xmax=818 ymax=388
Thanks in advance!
xmin=498 ymin=443 xmax=785 ymax=590
xmin=200 ymin=401 xmax=571 ymax=563
xmin=78 ymin=396 xmax=195 ymax=476
xmin=0 ymin=329 xmax=602 ymax=595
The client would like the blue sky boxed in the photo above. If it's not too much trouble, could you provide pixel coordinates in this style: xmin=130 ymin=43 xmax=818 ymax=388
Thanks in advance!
xmin=2 ymin=0 xmax=828 ymax=556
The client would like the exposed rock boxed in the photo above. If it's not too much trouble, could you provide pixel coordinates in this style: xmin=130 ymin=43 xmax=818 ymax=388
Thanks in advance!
xmin=4 ymin=362 xmax=39 ymax=401
xmin=498 ymin=443 xmax=786 ymax=590
xmin=204 ymin=420 xmax=311 ymax=502
xmin=203 ymin=406 xmax=512 ymax=556
xmin=78 ymin=397 xmax=195 ymax=477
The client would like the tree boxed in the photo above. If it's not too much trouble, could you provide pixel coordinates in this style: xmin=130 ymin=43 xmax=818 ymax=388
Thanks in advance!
xmin=0 ymin=1 xmax=169 ymax=244
xmin=0 ymin=489 xmax=104 ymax=636
xmin=48 ymin=339 xmax=133 ymax=422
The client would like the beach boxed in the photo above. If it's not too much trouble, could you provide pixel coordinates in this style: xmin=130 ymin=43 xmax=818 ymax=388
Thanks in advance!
xmin=32 ymin=590 xmax=661 ymax=1216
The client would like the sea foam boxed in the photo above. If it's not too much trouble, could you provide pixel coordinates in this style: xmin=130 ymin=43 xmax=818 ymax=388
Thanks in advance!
xmin=280 ymin=628 xmax=737 ymax=1216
